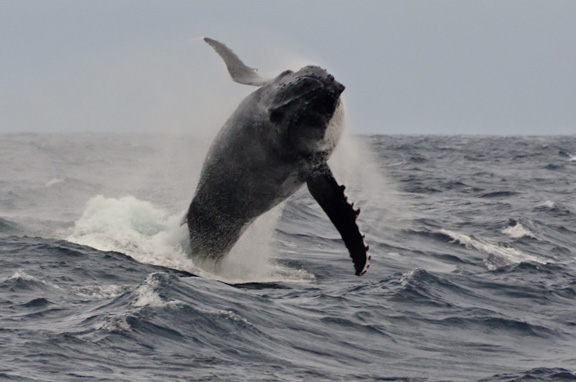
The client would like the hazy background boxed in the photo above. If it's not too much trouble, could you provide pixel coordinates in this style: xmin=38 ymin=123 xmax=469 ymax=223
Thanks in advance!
xmin=1 ymin=0 xmax=574 ymax=135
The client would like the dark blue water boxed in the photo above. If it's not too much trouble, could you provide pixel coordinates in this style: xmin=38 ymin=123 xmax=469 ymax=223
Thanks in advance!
xmin=1 ymin=133 xmax=575 ymax=381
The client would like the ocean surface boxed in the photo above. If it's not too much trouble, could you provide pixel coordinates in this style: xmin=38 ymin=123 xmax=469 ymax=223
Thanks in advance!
xmin=1 ymin=133 xmax=575 ymax=381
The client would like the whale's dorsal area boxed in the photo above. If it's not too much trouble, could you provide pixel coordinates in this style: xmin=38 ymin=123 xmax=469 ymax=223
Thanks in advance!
xmin=204 ymin=37 xmax=268 ymax=86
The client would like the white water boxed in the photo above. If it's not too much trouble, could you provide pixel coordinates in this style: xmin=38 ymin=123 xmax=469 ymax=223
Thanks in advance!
xmin=502 ymin=222 xmax=536 ymax=240
xmin=440 ymin=229 xmax=548 ymax=270
xmin=66 ymin=194 xmax=310 ymax=283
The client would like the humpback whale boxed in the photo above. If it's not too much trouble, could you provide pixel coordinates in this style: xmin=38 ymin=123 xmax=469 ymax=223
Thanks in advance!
xmin=186 ymin=38 xmax=370 ymax=276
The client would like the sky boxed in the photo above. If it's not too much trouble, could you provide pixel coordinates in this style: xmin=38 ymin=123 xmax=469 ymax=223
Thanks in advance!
xmin=0 ymin=0 xmax=575 ymax=135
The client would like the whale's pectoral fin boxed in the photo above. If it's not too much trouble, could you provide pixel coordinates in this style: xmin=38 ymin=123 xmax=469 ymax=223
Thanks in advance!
xmin=307 ymin=167 xmax=370 ymax=276
xmin=204 ymin=37 xmax=268 ymax=86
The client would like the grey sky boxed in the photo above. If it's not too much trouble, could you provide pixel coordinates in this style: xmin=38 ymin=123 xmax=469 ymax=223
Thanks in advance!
xmin=1 ymin=0 xmax=574 ymax=135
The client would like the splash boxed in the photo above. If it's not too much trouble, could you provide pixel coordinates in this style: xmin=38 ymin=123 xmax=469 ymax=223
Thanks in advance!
xmin=329 ymin=131 xmax=412 ymax=239
xmin=67 ymin=195 xmax=195 ymax=273
xmin=67 ymin=195 xmax=314 ymax=283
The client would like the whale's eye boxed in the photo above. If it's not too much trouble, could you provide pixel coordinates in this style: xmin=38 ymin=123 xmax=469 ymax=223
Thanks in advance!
xmin=270 ymin=109 xmax=284 ymax=123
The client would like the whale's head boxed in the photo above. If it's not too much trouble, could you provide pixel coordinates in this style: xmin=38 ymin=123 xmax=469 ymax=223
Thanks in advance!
xmin=265 ymin=65 xmax=345 ymax=156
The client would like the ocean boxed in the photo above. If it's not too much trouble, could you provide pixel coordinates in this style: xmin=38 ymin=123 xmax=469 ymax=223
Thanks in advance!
xmin=1 ymin=133 xmax=575 ymax=381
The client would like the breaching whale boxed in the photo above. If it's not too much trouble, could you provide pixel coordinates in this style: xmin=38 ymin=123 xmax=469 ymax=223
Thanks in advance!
xmin=186 ymin=38 xmax=370 ymax=276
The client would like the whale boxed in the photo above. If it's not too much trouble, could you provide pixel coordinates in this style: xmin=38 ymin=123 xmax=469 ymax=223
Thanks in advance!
xmin=186 ymin=38 xmax=370 ymax=276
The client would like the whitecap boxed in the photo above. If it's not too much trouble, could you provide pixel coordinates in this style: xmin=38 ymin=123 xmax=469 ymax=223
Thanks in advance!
xmin=8 ymin=269 xmax=61 ymax=289
xmin=502 ymin=222 xmax=536 ymax=240
xmin=9 ymin=269 xmax=40 ymax=281
xmin=440 ymin=229 xmax=547 ymax=270
xmin=94 ymin=315 xmax=132 ymax=332
xmin=131 ymin=273 xmax=182 ymax=308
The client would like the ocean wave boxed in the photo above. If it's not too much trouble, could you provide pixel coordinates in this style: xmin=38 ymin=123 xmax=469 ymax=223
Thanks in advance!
xmin=2 ymin=270 xmax=62 ymax=292
xmin=478 ymin=191 xmax=518 ymax=199
xmin=0 ymin=217 xmax=20 ymax=234
xmin=535 ymin=200 xmax=571 ymax=216
xmin=388 ymin=268 xmax=476 ymax=308
xmin=479 ymin=367 xmax=576 ymax=382
xmin=2 ymin=134 xmax=576 ymax=381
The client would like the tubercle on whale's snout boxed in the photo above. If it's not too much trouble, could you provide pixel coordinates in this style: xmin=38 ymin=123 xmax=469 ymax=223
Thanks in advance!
xmin=280 ymin=65 xmax=345 ymax=96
